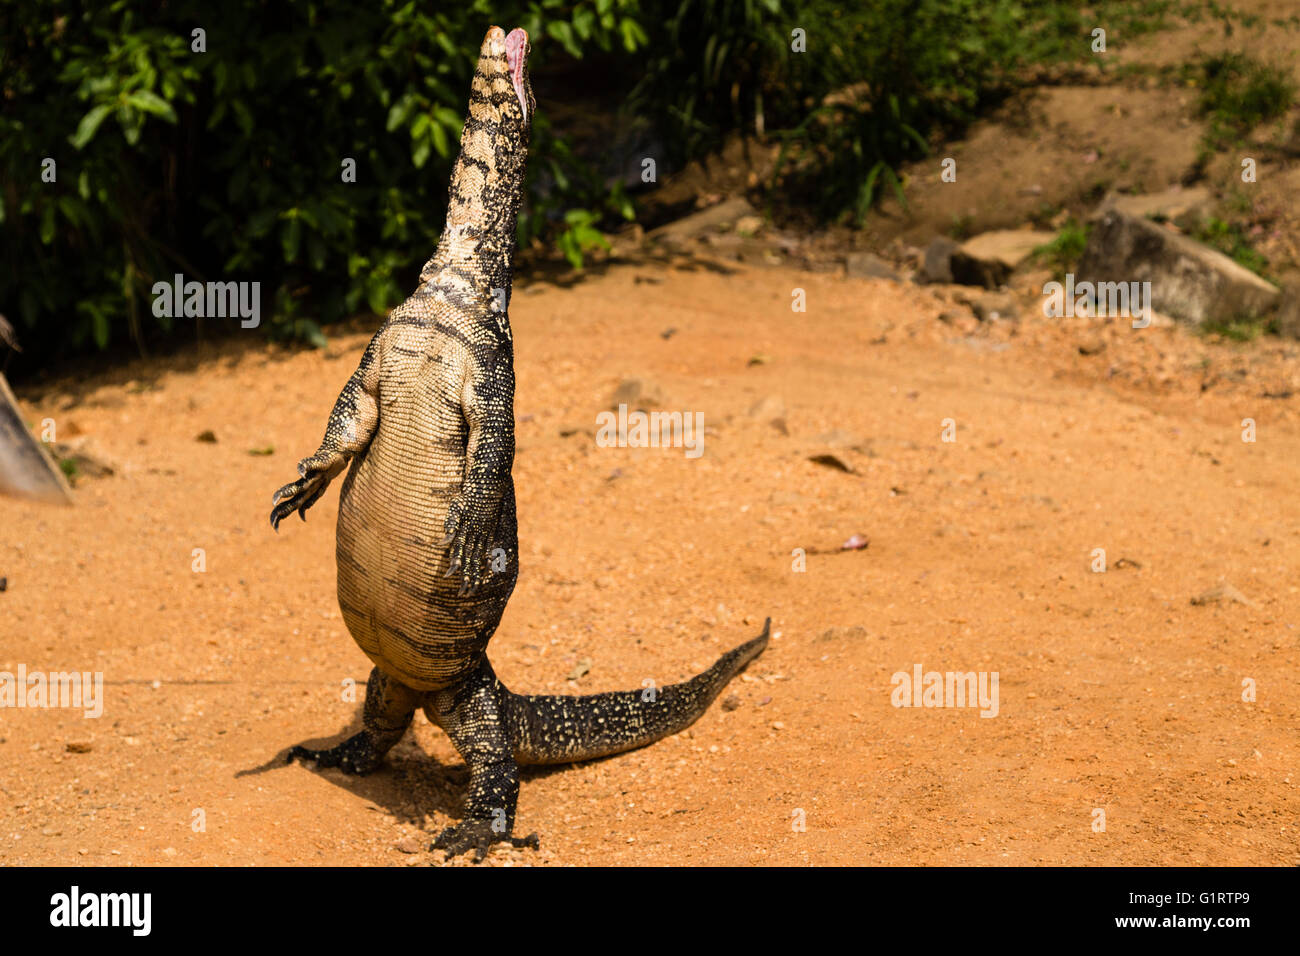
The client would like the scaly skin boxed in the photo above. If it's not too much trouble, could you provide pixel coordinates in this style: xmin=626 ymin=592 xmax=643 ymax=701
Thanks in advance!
xmin=274 ymin=26 xmax=769 ymax=862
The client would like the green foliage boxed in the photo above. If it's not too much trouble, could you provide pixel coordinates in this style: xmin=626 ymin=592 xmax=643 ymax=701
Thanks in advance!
xmin=1199 ymin=315 xmax=1275 ymax=341
xmin=1192 ymin=217 xmax=1269 ymax=277
xmin=1194 ymin=52 xmax=1296 ymax=148
xmin=5 ymin=0 xmax=1233 ymax=369
xmin=0 ymin=0 xmax=641 ymax=365
xmin=948 ymin=214 xmax=976 ymax=241
xmin=1033 ymin=220 xmax=1091 ymax=277
xmin=630 ymin=0 xmax=1094 ymax=225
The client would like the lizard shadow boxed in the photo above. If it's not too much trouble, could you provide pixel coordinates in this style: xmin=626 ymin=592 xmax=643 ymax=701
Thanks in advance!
xmin=236 ymin=718 xmax=464 ymax=827
xmin=237 ymin=717 xmax=632 ymax=829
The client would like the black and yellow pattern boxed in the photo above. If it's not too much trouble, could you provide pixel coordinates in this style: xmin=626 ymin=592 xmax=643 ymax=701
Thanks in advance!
xmin=271 ymin=26 xmax=767 ymax=861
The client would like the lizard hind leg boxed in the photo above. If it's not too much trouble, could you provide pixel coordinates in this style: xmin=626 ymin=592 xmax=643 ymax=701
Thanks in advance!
xmin=287 ymin=667 xmax=419 ymax=775
xmin=423 ymin=664 xmax=539 ymax=861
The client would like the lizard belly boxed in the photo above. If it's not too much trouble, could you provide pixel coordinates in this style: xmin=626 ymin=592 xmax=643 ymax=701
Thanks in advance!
xmin=334 ymin=428 xmax=516 ymax=691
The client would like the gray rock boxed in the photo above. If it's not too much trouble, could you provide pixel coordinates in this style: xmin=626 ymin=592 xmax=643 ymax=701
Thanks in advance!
xmin=949 ymin=230 xmax=1056 ymax=288
xmin=921 ymin=237 xmax=960 ymax=283
xmin=1275 ymin=283 xmax=1300 ymax=339
xmin=1095 ymin=187 xmax=1212 ymax=230
xmin=648 ymin=196 xmax=757 ymax=244
xmin=845 ymin=252 xmax=900 ymax=281
xmin=1077 ymin=209 xmax=1280 ymax=325
xmin=954 ymin=289 xmax=1020 ymax=322
xmin=969 ymin=292 xmax=1020 ymax=322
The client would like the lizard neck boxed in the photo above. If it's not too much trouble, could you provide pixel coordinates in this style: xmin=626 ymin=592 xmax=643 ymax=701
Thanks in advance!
xmin=423 ymin=125 xmax=528 ymax=306
xmin=427 ymin=179 xmax=523 ymax=298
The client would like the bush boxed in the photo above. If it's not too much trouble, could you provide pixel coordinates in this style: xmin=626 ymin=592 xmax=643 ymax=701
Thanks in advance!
xmin=2 ymin=0 xmax=1184 ymax=371
xmin=0 ymin=0 xmax=642 ymax=367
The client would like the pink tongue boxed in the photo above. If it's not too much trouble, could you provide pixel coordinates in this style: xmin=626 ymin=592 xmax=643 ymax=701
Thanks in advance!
xmin=505 ymin=28 xmax=528 ymax=122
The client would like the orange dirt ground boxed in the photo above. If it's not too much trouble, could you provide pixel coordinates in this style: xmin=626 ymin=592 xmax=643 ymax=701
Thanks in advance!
xmin=1 ymin=259 xmax=1297 ymax=865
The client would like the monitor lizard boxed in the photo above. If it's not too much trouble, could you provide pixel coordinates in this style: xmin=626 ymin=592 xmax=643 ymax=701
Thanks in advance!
xmin=271 ymin=25 xmax=769 ymax=861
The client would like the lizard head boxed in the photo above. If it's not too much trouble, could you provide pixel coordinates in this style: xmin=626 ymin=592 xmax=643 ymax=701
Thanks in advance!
xmin=473 ymin=26 xmax=534 ymax=139
xmin=436 ymin=27 xmax=535 ymax=281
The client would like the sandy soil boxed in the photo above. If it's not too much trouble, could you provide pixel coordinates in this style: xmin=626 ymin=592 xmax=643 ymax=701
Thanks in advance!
xmin=2 ymin=257 xmax=1296 ymax=866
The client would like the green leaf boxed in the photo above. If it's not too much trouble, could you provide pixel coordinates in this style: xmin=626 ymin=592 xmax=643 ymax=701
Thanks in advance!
xmin=430 ymin=120 xmax=449 ymax=158
xmin=90 ymin=308 xmax=109 ymax=349
xmin=295 ymin=319 xmax=328 ymax=349
xmin=70 ymin=104 xmax=112 ymax=150
xmin=558 ymin=230 xmax=583 ymax=269
xmin=412 ymin=136 xmax=431 ymax=169
xmin=433 ymin=105 xmax=463 ymax=131
xmin=126 ymin=90 xmax=177 ymax=123
xmin=546 ymin=21 xmax=582 ymax=58
xmin=573 ymin=225 xmax=610 ymax=250
xmin=618 ymin=18 xmax=647 ymax=52
xmin=282 ymin=216 xmax=301 ymax=262
xmin=386 ymin=93 xmax=416 ymax=132
xmin=40 ymin=204 xmax=56 ymax=245
xmin=308 ymin=234 xmax=326 ymax=272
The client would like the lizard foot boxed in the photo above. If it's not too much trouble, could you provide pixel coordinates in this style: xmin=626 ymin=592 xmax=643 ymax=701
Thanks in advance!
xmin=270 ymin=452 xmax=343 ymax=530
xmin=430 ymin=820 xmax=539 ymax=862
xmin=286 ymin=731 xmax=383 ymax=775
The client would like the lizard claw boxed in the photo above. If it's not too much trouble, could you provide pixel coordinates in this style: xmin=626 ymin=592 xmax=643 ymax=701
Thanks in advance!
xmin=270 ymin=455 xmax=340 ymax=530
xmin=286 ymin=732 xmax=383 ymax=775
xmin=441 ymin=496 xmax=501 ymax=594
xmin=430 ymin=820 xmax=538 ymax=862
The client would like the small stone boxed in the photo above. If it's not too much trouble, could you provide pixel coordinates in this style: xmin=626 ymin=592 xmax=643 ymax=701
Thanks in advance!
xmin=950 ymin=230 xmax=1056 ymax=288
xmin=921 ymin=237 xmax=960 ymax=284
xmin=721 ymin=695 xmax=741 ymax=712
xmin=846 ymin=252 xmax=900 ymax=281
xmin=747 ymin=395 xmax=786 ymax=421
xmin=395 ymin=837 xmax=421 ymax=854
xmin=609 ymin=378 xmax=661 ymax=411
xmin=808 ymin=453 xmax=854 ymax=473
xmin=196 ymin=430 xmax=217 ymax=443
xmin=65 ymin=740 xmax=93 ymax=754
xmin=1191 ymin=582 xmax=1257 ymax=608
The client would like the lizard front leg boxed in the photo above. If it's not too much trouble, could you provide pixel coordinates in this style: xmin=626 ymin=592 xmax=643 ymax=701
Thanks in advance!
xmin=271 ymin=334 xmax=383 ymax=529
xmin=443 ymin=342 xmax=515 ymax=594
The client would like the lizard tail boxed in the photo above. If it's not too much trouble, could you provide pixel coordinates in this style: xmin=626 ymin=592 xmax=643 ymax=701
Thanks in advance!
xmin=505 ymin=618 xmax=771 ymax=765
